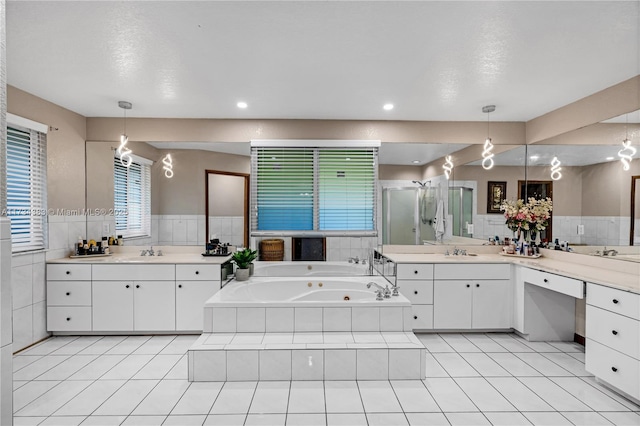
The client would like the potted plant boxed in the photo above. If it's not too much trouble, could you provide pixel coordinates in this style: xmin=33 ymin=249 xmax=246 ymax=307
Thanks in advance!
xmin=231 ymin=248 xmax=257 ymax=281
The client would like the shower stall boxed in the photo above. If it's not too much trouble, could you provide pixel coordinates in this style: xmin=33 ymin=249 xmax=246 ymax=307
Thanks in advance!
xmin=449 ymin=186 xmax=474 ymax=238
xmin=382 ymin=185 xmax=437 ymax=244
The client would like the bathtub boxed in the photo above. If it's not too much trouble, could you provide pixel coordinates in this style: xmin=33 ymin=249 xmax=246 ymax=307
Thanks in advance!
xmin=203 ymin=275 xmax=412 ymax=333
xmin=252 ymin=261 xmax=369 ymax=277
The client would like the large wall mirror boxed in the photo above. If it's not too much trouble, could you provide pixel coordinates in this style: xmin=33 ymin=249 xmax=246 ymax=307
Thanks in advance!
xmin=205 ymin=170 xmax=249 ymax=248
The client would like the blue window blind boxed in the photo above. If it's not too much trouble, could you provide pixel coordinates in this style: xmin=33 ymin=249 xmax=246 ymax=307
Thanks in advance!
xmin=251 ymin=145 xmax=377 ymax=236
xmin=6 ymin=125 xmax=47 ymax=252
xmin=114 ymin=156 xmax=151 ymax=238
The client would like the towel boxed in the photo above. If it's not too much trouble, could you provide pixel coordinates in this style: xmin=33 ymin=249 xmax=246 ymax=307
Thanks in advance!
xmin=434 ymin=199 xmax=445 ymax=242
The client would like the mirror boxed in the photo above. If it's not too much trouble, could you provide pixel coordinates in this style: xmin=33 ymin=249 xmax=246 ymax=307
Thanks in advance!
xmin=205 ymin=170 xmax=249 ymax=248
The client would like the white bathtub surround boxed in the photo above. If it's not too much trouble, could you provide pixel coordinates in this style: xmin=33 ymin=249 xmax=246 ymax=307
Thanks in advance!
xmin=1 ymin=218 xmax=13 ymax=424
xmin=191 ymin=272 xmax=425 ymax=381
xmin=11 ymin=250 xmax=48 ymax=352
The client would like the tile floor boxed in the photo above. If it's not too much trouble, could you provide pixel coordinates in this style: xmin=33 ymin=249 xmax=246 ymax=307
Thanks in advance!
xmin=12 ymin=333 xmax=640 ymax=426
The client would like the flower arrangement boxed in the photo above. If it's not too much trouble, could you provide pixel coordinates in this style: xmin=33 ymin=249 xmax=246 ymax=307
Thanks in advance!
xmin=500 ymin=197 xmax=552 ymax=234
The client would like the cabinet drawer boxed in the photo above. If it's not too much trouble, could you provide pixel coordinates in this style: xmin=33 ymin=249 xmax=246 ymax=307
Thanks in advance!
xmin=47 ymin=281 xmax=92 ymax=306
xmin=587 ymin=283 xmax=639 ymax=320
xmin=521 ymin=268 xmax=584 ymax=299
xmin=411 ymin=305 xmax=433 ymax=330
xmin=92 ymin=264 xmax=175 ymax=281
xmin=47 ymin=264 xmax=92 ymax=281
xmin=586 ymin=339 xmax=640 ymax=400
xmin=586 ymin=305 xmax=639 ymax=359
xmin=435 ymin=263 xmax=510 ymax=280
xmin=176 ymin=264 xmax=221 ymax=281
xmin=398 ymin=280 xmax=433 ymax=304
xmin=47 ymin=307 xmax=92 ymax=331
xmin=396 ymin=264 xmax=434 ymax=280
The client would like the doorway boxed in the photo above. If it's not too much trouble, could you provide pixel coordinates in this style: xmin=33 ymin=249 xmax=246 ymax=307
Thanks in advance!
xmin=205 ymin=170 xmax=250 ymax=248
xmin=519 ymin=180 xmax=553 ymax=243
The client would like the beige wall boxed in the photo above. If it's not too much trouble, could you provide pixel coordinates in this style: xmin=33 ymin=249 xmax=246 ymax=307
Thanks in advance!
xmin=8 ymin=85 xmax=86 ymax=210
xmin=208 ymin=174 xmax=245 ymax=216
xmin=581 ymin=158 xmax=639 ymax=217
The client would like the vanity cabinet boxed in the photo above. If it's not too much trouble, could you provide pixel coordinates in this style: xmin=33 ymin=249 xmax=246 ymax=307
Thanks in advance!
xmin=46 ymin=264 xmax=92 ymax=332
xmin=585 ymin=283 xmax=640 ymax=401
xmin=176 ymin=264 xmax=221 ymax=331
xmin=433 ymin=264 xmax=511 ymax=330
xmin=396 ymin=263 xmax=434 ymax=329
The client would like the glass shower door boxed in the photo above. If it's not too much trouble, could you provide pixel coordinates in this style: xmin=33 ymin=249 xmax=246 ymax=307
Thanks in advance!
xmin=383 ymin=188 xmax=418 ymax=244
xmin=449 ymin=187 xmax=473 ymax=237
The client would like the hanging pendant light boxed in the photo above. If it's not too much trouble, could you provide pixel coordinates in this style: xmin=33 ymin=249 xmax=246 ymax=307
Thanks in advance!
xmin=443 ymin=155 xmax=453 ymax=180
xmin=550 ymin=156 xmax=562 ymax=180
xmin=481 ymin=105 xmax=495 ymax=170
xmin=117 ymin=101 xmax=133 ymax=167
xmin=618 ymin=114 xmax=636 ymax=171
xmin=162 ymin=153 xmax=174 ymax=178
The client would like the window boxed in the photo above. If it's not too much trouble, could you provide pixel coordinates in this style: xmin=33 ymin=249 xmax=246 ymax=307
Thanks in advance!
xmin=251 ymin=141 xmax=378 ymax=236
xmin=6 ymin=124 xmax=47 ymax=252
xmin=114 ymin=155 xmax=151 ymax=238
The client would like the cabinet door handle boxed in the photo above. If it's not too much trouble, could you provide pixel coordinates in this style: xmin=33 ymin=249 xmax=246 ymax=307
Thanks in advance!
xmin=613 ymin=299 xmax=619 ymax=304
xmin=414 ymin=315 xmax=418 ymax=320
xmin=476 ymin=284 xmax=480 ymax=288
xmin=66 ymin=317 xmax=71 ymax=321
xmin=126 ymin=284 xmax=130 ymax=288
xmin=611 ymin=366 xmax=618 ymax=372
xmin=414 ymin=270 xmax=418 ymax=274
xmin=466 ymin=284 xmax=470 ymax=288
xmin=66 ymin=292 xmax=70 ymax=296
xmin=195 ymin=271 xmax=199 ymax=275
xmin=66 ymin=271 xmax=71 ymax=275
xmin=543 ymin=278 xmax=548 ymax=283
xmin=136 ymin=284 xmax=140 ymax=288
xmin=414 ymin=290 xmax=418 ymax=295
xmin=178 ymin=284 xmax=182 ymax=288
xmin=612 ymin=330 xmax=618 ymax=335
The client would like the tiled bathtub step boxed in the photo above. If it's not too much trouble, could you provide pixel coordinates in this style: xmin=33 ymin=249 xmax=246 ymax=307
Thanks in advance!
xmin=188 ymin=333 xmax=426 ymax=382
xmin=203 ymin=305 xmax=413 ymax=333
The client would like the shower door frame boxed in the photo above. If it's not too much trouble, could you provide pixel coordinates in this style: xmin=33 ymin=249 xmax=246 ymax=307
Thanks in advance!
xmin=383 ymin=187 xmax=422 ymax=245
xmin=449 ymin=186 xmax=474 ymax=238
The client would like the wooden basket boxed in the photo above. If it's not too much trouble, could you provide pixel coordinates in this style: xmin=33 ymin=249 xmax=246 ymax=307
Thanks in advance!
xmin=260 ymin=239 xmax=284 ymax=261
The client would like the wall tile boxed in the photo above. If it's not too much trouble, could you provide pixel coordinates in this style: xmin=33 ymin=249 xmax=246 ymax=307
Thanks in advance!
xmin=12 ymin=305 xmax=33 ymax=352
xmin=259 ymin=350 xmax=291 ymax=381
xmin=193 ymin=350 xmax=226 ymax=381
xmin=323 ymin=308 xmax=351 ymax=332
xmin=389 ymin=349 xmax=421 ymax=379
xmin=211 ymin=308 xmax=236 ymax=333
xmin=265 ymin=308 xmax=294 ymax=333
xmin=32 ymin=301 xmax=49 ymax=343
xmin=11 ymin=264 xmax=32 ymax=310
xmin=295 ymin=308 xmax=323 ymax=332
xmin=236 ymin=307 xmax=265 ymax=333
xmin=292 ymin=350 xmax=323 ymax=380
xmin=356 ymin=349 xmax=388 ymax=380
xmin=226 ymin=350 xmax=258 ymax=381
xmin=352 ymin=307 xmax=380 ymax=332
xmin=325 ymin=349 xmax=356 ymax=380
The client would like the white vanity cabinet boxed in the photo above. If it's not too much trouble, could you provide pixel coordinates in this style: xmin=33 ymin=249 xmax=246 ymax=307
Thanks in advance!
xmin=46 ymin=264 xmax=93 ymax=332
xmin=585 ymin=283 xmax=640 ymax=401
xmin=176 ymin=264 xmax=221 ymax=331
xmin=92 ymin=265 xmax=177 ymax=332
xmin=396 ymin=263 xmax=434 ymax=330
xmin=433 ymin=264 xmax=511 ymax=330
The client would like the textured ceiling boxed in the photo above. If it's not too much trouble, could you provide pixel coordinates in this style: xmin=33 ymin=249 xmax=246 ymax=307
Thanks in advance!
xmin=6 ymin=1 xmax=639 ymax=121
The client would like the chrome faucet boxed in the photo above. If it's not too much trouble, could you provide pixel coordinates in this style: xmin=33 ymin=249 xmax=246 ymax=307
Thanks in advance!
xmin=367 ymin=281 xmax=391 ymax=299
xmin=148 ymin=246 xmax=155 ymax=256
xmin=140 ymin=249 xmax=148 ymax=256
xmin=602 ymin=247 xmax=618 ymax=256
xmin=348 ymin=256 xmax=360 ymax=264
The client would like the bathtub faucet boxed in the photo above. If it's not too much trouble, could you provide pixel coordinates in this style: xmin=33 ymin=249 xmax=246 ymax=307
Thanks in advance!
xmin=367 ymin=282 xmax=391 ymax=299
xmin=348 ymin=256 xmax=360 ymax=264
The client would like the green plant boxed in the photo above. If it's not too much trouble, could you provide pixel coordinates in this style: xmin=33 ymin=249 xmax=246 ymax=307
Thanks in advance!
xmin=231 ymin=248 xmax=257 ymax=269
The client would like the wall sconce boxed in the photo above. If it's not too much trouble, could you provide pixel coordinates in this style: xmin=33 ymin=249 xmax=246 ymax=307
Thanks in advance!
xmin=550 ymin=156 xmax=562 ymax=180
xmin=619 ymin=139 xmax=636 ymax=171
xmin=481 ymin=105 xmax=495 ymax=170
xmin=162 ymin=153 xmax=174 ymax=178
xmin=117 ymin=101 xmax=133 ymax=167
xmin=443 ymin=155 xmax=453 ymax=180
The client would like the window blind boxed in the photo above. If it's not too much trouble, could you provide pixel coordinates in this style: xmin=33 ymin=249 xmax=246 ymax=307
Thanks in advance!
xmin=6 ymin=125 xmax=48 ymax=252
xmin=114 ymin=156 xmax=151 ymax=238
xmin=251 ymin=145 xmax=377 ymax=236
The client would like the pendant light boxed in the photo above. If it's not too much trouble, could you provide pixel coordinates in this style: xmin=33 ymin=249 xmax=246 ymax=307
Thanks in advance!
xmin=550 ymin=156 xmax=562 ymax=180
xmin=162 ymin=153 xmax=174 ymax=178
xmin=481 ymin=105 xmax=495 ymax=170
xmin=618 ymin=114 xmax=636 ymax=171
xmin=117 ymin=101 xmax=133 ymax=167
xmin=443 ymin=155 xmax=453 ymax=180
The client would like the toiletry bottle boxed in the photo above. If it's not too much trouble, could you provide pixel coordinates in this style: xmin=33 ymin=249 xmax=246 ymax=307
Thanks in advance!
xmin=117 ymin=235 xmax=123 ymax=246
xmin=76 ymin=236 xmax=83 ymax=255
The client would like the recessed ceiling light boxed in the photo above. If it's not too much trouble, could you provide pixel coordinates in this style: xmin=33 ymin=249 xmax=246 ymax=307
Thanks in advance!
xmin=412 ymin=160 xmax=420 ymax=164
xmin=606 ymin=156 xmax=614 ymax=161
xmin=383 ymin=103 xmax=394 ymax=111
xmin=237 ymin=101 xmax=248 ymax=109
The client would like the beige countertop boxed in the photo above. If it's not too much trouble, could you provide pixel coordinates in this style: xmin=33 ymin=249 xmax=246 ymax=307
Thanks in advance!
xmin=382 ymin=251 xmax=640 ymax=294
xmin=47 ymin=253 xmax=232 ymax=265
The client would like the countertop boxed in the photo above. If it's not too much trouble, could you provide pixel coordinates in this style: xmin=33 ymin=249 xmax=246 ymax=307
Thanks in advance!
xmin=382 ymin=252 xmax=640 ymax=294
xmin=47 ymin=253 xmax=232 ymax=265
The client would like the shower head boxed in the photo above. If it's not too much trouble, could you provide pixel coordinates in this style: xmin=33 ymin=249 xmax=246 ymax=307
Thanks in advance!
xmin=412 ymin=180 xmax=430 ymax=187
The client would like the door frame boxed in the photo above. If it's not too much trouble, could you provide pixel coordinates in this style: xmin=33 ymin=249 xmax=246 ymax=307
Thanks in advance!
xmin=518 ymin=180 xmax=553 ymax=242
xmin=631 ymin=175 xmax=640 ymax=246
xmin=205 ymin=169 xmax=250 ymax=248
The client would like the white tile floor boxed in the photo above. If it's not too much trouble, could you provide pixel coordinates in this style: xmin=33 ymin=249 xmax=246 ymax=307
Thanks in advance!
xmin=12 ymin=333 xmax=640 ymax=426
